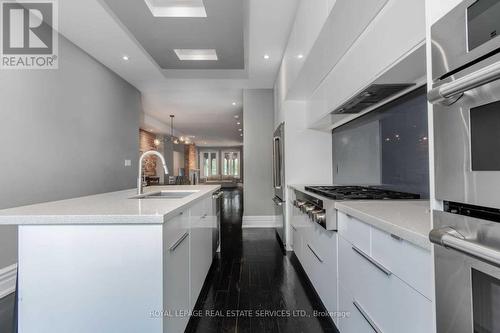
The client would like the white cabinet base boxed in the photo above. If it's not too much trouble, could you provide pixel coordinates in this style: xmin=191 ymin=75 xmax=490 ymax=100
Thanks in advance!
xmin=18 ymin=225 xmax=164 ymax=333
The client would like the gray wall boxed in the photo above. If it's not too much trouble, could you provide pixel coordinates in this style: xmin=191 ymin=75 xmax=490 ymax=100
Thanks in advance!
xmin=243 ymin=89 xmax=274 ymax=216
xmin=0 ymin=34 xmax=141 ymax=270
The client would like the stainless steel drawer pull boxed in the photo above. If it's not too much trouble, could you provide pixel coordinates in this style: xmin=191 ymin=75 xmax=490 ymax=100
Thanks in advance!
xmin=307 ymin=244 xmax=324 ymax=263
xmin=352 ymin=246 xmax=391 ymax=276
xmin=428 ymin=60 xmax=500 ymax=105
xmin=430 ymin=226 xmax=500 ymax=268
xmin=353 ymin=299 xmax=383 ymax=333
xmin=169 ymin=232 xmax=189 ymax=252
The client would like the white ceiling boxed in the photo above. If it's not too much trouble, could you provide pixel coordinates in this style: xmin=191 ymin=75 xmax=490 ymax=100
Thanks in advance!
xmin=57 ymin=0 xmax=299 ymax=146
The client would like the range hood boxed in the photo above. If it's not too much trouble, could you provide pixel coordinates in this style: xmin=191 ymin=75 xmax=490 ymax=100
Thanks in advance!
xmin=330 ymin=83 xmax=415 ymax=114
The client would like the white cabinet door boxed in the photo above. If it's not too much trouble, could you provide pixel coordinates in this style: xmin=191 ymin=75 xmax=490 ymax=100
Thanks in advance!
xmin=163 ymin=212 xmax=190 ymax=333
xmin=292 ymin=223 xmax=302 ymax=262
xmin=339 ymin=286 xmax=378 ymax=333
xmin=339 ymin=231 xmax=433 ymax=333
xmin=189 ymin=197 xmax=213 ymax=309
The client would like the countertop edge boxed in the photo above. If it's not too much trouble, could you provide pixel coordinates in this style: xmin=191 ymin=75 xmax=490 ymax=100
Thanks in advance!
xmin=335 ymin=202 xmax=431 ymax=251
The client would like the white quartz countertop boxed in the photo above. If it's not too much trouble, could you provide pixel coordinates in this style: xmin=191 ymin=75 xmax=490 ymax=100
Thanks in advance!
xmin=335 ymin=200 xmax=432 ymax=250
xmin=0 ymin=185 xmax=221 ymax=225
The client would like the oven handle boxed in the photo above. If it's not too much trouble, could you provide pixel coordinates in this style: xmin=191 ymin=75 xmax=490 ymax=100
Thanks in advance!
xmin=428 ymin=60 xmax=500 ymax=105
xmin=430 ymin=226 xmax=500 ymax=268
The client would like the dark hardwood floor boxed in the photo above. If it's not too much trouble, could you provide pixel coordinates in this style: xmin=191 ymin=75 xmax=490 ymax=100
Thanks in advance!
xmin=0 ymin=293 xmax=14 ymax=333
xmin=186 ymin=188 xmax=338 ymax=333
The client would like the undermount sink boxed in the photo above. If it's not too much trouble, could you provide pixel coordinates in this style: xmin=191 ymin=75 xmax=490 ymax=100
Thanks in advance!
xmin=132 ymin=190 xmax=199 ymax=199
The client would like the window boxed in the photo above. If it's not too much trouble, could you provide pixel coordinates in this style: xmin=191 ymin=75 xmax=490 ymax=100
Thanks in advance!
xmin=222 ymin=151 xmax=240 ymax=178
xmin=200 ymin=151 xmax=218 ymax=178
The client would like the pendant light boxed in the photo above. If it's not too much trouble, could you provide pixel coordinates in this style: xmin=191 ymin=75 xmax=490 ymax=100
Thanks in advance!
xmin=170 ymin=115 xmax=185 ymax=144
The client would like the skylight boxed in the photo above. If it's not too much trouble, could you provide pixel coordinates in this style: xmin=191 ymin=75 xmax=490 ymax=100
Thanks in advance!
xmin=174 ymin=49 xmax=218 ymax=61
xmin=143 ymin=0 xmax=207 ymax=18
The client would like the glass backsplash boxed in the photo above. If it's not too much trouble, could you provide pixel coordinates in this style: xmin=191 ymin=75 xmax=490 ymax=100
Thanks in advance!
xmin=332 ymin=86 xmax=429 ymax=198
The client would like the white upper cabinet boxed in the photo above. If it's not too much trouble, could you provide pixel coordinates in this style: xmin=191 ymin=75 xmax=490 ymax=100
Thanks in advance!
xmin=288 ymin=0 xmax=388 ymax=100
xmin=279 ymin=0 xmax=331 ymax=104
xmin=307 ymin=0 xmax=426 ymax=127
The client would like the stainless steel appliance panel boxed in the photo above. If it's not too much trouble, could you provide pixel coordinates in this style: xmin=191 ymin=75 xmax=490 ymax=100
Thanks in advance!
xmin=432 ymin=210 xmax=500 ymax=333
xmin=432 ymin=58 xmax=500 ymax=209
xmin=431 ymin=0 xmax=500 ymax=81
xmin=273 ymin=123 xmax=285 ymax=200
xmin=430 ymin=0 xmax=500 ymax=209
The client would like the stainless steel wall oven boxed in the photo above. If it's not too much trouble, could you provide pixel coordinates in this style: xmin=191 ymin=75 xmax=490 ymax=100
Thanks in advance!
xmin=429 ymin=1 xmax=500 ymax=332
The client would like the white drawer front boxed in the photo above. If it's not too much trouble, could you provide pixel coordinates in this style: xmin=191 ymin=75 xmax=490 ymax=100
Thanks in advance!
xmin=190 ymin=196 xmax=210 ymax=221
xmin=338 ymin=212 xmax=371 ymax=254
xmin=339 ymin=286 xmax=377 ymax=333
xmin=339 ymin=234 xmax=433 ymax=333
xmin=292 ymin=222 xmax=302 ymax=262
xmin=389 ymin=273 xmax=433 ymax=333
xmin=371 ymin=226 xmax=433 ymax=300
xmin=163 ymin=211 xmax=189 ymax=247
xmin=296 ymin=217 xmax=339 ymax=319
xmin=339 ymin=235 xmax=392 ymax=332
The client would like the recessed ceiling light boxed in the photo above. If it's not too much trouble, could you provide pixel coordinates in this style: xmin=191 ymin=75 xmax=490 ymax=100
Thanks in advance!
xmin=237 ymin=122 xmax=241 ymax=125
xmin=143 ymin=0 xmax=207 ymax=17
xmin=240 ymin=134 xmax=243 ymax=137
xmin=232 ymin=102 xmax=237 ymax=106
xmin=122 ymin=55 xmax=129 ymax=61
xmin=297 ymin=54 xmax=304 ymax=59
xmin=263 ymin=54 xmax=270 ymax=60
xmin=238 ymin=128 xmax=242 ymax=131
xmin=234 ymin=115 xmax=239 ymax=119
xmin=174 ymin=49 xmax=218 ymax=61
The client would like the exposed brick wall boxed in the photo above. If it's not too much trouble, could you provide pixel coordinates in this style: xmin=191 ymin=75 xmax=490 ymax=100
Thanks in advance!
xmin=184 ymin=144 xmax=197 ymax=173
xmin=139 ymin=129 xmax=158 ymax=176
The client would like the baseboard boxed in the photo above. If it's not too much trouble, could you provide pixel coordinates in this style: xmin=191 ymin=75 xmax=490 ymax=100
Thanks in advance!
xmin=0 ymin=263 xmax=17 ymax=299
xmin=242 ymin=215 xmax=280 ymax=228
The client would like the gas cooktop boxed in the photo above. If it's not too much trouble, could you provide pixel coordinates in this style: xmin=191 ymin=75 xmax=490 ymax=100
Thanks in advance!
xmin=304 ymin=186 xmax=420 ymax=200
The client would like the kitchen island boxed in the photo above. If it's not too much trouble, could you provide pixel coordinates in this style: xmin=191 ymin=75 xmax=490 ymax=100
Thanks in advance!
xmin=0 ymin=185 xmax=221 ymax=333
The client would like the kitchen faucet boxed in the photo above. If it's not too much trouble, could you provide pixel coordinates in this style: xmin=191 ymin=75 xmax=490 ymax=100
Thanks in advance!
xmin=137 ymin=150 xmax=169 ymax=195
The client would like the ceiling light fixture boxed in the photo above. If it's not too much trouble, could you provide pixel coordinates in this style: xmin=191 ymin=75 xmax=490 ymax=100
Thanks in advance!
xmin=237 ymin=122 xmax=241 ymax=125
xmin=170 ymin=115 xmax=185 ymax=145
xmin=238 ymin=128 xmax=242 ymax=132
xmin=234 ymin=115 xmax=239 ymax=119
xmin=232 ymin=102 xmax=237 ymax=106
xmin=143 ymin=0 xmax=207 ymax=18
xmin=263 ymin=54 xmax=270 ymax=60
xmin=154 ymin=138 xmax=161 ymax=146
xmin=174 ymin=49 xmax=218 ymax=61
xmin=240 ymin=134 xmax=243 ymax=137
xmin=122 ymin=55 xmax=129 ymax=61
xmin=297 ymin=54 xmax=304 ymax=59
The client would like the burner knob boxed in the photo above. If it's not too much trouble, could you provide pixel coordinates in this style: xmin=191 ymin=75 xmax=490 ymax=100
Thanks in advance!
xmin=294 ymin=199 xmax=306 ymax=208
xmin=302 ymin=204 xmax=315 ymax=214
xmin=309 ymin=209 xmax=323 ymax=220
xmin=314 ymin=211 xmax=326 ymax=225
